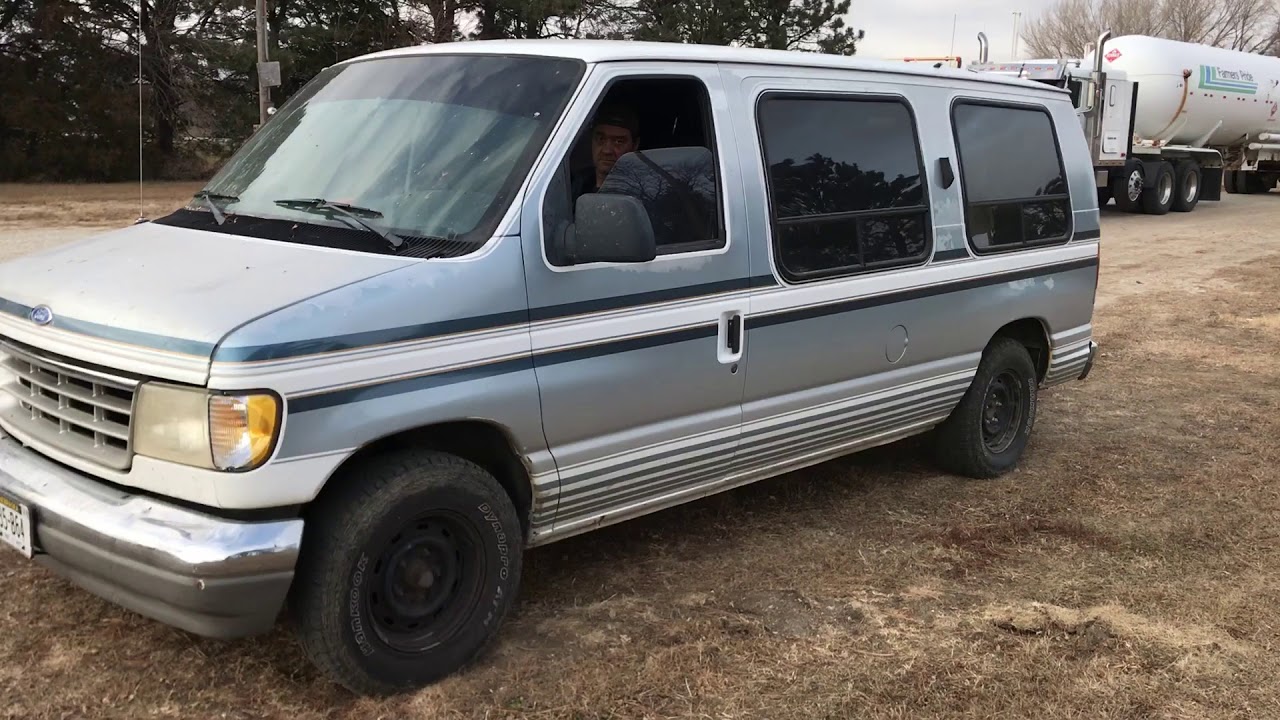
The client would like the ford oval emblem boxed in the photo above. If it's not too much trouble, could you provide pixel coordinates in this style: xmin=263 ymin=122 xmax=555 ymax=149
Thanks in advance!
xmin=29 ymin=305 xmax=53 ymax=326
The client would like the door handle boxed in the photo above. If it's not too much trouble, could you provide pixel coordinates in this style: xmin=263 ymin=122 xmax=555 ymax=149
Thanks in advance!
xmin=718 ymin=311 xmax=744 ymax=365
xmin=727 ymin=314 xmax=742 ymax=354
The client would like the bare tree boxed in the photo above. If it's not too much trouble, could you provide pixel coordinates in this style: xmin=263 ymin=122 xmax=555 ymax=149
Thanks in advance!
xmin=1022 ymin=0 xmax=1280 ymax=57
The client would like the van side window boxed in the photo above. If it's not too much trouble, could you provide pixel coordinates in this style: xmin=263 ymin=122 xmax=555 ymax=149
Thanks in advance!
xmin=952 ymin=102 xmax=1072 ymax=252
xmin=756 ymin=94 xmax=930 ymax=283
xmin=543 ymin=77 xmax=724 ymax=266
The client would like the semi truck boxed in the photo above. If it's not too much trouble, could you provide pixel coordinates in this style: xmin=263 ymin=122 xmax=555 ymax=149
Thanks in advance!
xmin=969 ymin=32 xmax=1280 ymax=215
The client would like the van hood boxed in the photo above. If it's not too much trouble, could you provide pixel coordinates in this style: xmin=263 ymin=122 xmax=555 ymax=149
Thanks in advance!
xmin=0 ymin=222 xmax=414 ymax=383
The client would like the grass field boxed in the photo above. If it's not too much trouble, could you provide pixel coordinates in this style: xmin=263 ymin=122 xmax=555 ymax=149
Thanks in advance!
xmin=0 ymin=184 xmax=1278 ymax=719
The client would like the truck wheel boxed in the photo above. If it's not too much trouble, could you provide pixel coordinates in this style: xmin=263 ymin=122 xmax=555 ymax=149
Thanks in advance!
xmin=1172 ymin=161 xmax=1201 ymax=213
xmin=1140 ymin=162 xmax=1175 ymax=215
xmin=290 ymin=449 xmax=523 ymax=696
xmin=932 ymin=338 xmax=1038 ymax=479
xmin=1111 ymin=163 xmax=1144 ymax=213
xmin=1224 ymin=170 xmax=1239 ymax=194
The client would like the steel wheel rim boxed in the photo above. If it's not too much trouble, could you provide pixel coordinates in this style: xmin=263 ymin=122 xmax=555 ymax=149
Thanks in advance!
xmin=1184 ymin=173 xmax=1199 ymax=203
xmin=1126 ymin=171 xmax=1143 ymax=202
xmin=981 ymin=370 xmax=1025 ymax=454
xmin=366 ymin=510 xmax=486 ymax=653
xmin=1158 ymin=173 xmax=1174 ymax=206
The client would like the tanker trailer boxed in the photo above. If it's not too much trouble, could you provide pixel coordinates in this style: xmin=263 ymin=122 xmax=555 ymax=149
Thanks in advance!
xmin=971 ymin=32 xmax=1280 ymax=215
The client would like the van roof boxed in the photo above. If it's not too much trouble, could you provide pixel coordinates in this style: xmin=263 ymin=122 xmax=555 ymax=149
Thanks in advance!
xmin=343 ymin=39 xmax=1069 ymax=95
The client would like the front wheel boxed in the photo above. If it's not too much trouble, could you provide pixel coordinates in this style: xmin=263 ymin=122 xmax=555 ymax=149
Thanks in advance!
xmin=290 ymin=449 xmax=523 ymax=696
xmin=1111 ymin=163 xmax=1144 ymax=213
xmin=932 ymin=338 xmax=1038 ymax=479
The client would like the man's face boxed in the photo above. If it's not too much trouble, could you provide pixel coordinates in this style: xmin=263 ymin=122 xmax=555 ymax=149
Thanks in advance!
xmin=591 ymin=123 xmax=636 ymax=177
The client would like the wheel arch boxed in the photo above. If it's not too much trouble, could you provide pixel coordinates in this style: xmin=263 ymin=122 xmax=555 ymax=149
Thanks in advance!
xmin=989 ymin=317 xmax=1052 ymax=383
xmin=310 ymin=419 xmax=538 ymax=537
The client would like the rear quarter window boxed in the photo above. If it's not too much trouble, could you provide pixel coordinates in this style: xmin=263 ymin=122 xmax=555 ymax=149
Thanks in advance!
xmin=952 ymin=101 xmax=1072 ymax=253
xmin=757 ymin=93 xmax=931 ymax=282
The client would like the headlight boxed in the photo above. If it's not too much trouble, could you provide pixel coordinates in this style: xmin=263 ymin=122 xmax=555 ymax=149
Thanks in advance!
xmin=134 ymin=384 xmax=280 ymax=471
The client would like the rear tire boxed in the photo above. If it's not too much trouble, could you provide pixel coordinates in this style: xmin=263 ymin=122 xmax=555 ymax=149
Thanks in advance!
xmin=1111 ymin=162 xmax=1144 ymax=213
xmin=1141 ymin=161 xmax=1175 ymax=215
xmin=932 ymin=338 xmax=1038 ymax=479
xmin=1172 ymin=160 xmax=1201 ymax=213
xmin=1224 ymin=170 xmax=1239 ymax=194
xmin=291 ymin=449 xmax=523 ymax=696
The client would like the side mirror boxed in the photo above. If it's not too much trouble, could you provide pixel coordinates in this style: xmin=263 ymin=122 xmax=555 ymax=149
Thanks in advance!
xmin=566 ymin=193 xmax=657 ymax=265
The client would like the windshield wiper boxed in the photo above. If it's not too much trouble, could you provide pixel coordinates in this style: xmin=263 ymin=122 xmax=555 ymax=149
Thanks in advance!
xmin=193 ymin=190 xmax=239 ymax=226
xmin=274 ymin=197 xmax=404 ymax=251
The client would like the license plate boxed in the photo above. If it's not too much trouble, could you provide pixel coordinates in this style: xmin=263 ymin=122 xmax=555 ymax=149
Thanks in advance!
xmin=0 ymin=493 xmax=32 ymax=558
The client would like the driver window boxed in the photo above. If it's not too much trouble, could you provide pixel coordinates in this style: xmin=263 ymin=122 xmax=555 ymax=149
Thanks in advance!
xmin=543 ymin=76 xmax=725 ymax=266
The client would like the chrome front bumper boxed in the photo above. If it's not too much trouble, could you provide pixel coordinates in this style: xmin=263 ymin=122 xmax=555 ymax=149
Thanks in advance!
xmin=0 ymin=431 xmax=303 ymax=638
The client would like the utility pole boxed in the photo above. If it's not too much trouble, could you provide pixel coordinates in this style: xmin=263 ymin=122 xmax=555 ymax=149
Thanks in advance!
xmin=256 ymin=0 xmax=280 ymax=127
xmin=1011 ymin=11 xmax=1022 ymax=60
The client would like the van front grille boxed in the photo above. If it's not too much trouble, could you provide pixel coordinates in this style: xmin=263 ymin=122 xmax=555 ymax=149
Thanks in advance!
xmin=0 ymin=338 xmax=138 ymax=470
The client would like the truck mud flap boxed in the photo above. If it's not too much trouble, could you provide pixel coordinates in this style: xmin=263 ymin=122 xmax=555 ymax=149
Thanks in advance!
xmin=1201 ymin=167 xmax=1223 ymax=202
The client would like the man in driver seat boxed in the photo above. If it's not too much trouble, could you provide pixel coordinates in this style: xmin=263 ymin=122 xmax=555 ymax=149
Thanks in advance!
xmin=575 ymin=104 xmax=640 ymax=199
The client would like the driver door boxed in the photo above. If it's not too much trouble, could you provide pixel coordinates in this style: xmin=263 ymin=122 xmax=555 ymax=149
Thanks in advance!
xmin=519 ymin=64 xmax=751 ymax=538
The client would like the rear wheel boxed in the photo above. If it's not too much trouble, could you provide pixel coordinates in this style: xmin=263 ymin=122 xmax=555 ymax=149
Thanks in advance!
xmin=1224 ymin=169 xmax=1239 ymax=194
xmin=1111 ymin=162 xmax=1144 ymax=213
xmin=1172 ymin=160 xmax=1201 ymax=213
xmin=1141 ymin=161 xmax=1175 ymax=215
xmin=291 ymin=449 xmax=523 ymax=696
xmin=932 ymin=338 xmax=1038 ymax=479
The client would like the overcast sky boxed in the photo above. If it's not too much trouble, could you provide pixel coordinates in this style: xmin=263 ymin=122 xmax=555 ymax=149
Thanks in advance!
xmin=852 ymin=0 xmax=1059 ymax=63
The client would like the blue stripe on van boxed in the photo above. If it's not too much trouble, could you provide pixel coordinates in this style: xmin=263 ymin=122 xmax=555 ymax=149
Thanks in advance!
xmin=0 ymin=297 xmax=32 ymax=320
xmin=222 ymin=277 xmax=768 ymax=362
xmin=536 ymin=324 xmax=719 ymax=367
xmin=1074 ymin=229 xmax=1101 ymax=241
xmin=289 ymin=356 xmax=535 ymax=413
xmin=0 ymin=295 xmax=216 ymax=357
xmin=287 ymin=257 xmax=1096 ymax=412
xmin=214 ymin=310 xmax=532 ymax=362
xmin=747 ymin=257 xmax=1098 ymax=330
xmin=527 ymin=277 xmax=765 ymax=322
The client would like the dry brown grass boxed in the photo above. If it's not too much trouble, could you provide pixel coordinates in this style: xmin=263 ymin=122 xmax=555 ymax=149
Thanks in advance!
xmin=0 ymin=182 xmax=202 ymax=230
xmin=1 ymin=189 xmax=1280 ymax=718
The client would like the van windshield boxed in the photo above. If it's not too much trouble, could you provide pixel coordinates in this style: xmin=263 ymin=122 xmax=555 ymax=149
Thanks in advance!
xmin=186 ymin=54 xmax=583 ymax=253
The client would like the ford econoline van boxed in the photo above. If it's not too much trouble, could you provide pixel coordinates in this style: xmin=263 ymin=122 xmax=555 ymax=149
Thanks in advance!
xmin=0 ymin=39 xmax=1099 ymax=694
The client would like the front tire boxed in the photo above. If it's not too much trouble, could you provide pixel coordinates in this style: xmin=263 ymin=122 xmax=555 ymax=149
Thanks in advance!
xmin=1111 ymin=162 xmax=1143 ymax=213
xmin=932 ymin=338 xmax=1038 ymax=479
xmin=291 ymin=449 xmax=523 ymax=696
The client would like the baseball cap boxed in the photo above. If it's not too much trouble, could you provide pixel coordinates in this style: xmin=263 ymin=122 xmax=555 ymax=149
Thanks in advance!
xmin=592 ymin=104 xmax=639 ymax=136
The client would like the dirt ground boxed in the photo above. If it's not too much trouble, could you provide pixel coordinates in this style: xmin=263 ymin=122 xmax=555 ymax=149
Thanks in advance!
xmin=1 ymin=183 xmax=1279 ymax=719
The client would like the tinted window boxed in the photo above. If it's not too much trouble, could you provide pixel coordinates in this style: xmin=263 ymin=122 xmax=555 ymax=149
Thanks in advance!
xmin=759 ymin=96 xmax=930 ymax=281
xmin=953 ymin=102 xmax=1072 ymax=252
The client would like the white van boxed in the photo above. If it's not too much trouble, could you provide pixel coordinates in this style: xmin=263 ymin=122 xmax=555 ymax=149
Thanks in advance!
xmin=0 ymin=39 xmax=1099 ymax=694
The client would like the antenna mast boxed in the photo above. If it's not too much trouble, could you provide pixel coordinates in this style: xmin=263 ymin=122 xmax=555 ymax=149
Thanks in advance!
xmin=137 ymin=1 xmax=144 ymax=223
